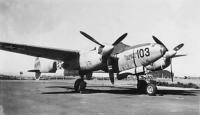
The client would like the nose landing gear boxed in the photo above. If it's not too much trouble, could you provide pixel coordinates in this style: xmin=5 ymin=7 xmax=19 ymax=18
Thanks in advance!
xmin=137 ymin=75 xmax=157 ymax=96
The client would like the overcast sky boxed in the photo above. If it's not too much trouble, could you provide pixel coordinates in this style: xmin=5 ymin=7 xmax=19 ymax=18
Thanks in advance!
xmin=0 ymin=0 xmax=200 ymax=76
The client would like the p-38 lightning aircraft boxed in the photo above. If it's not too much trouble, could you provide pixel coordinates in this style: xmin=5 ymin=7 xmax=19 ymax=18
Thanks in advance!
xmin=0 ymin=31 xmax=183 ymax=95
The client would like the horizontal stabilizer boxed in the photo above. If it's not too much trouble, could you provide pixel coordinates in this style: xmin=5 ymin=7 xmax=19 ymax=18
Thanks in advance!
xmin=27 ymin=69 xmax=41 ymax=80
xmin=28 ymin=70 xmax=40 ymax=72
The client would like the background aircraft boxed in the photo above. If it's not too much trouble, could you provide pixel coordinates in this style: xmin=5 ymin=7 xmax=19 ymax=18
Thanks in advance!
xmin=0 ymin=31 xmax=171 ymax=95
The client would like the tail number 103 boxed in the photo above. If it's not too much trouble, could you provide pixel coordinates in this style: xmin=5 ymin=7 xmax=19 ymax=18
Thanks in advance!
xmin=136 ymin=48 xmax=150 ymax=58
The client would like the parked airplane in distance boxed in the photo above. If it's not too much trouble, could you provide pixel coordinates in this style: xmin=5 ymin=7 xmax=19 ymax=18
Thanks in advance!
xmin=0 ymin=31 xmax=183 ymax=95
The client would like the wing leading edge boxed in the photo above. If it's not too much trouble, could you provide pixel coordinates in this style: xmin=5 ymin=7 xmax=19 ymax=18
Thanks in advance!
xmin=0 ymin=41 xmax=80 ymax=61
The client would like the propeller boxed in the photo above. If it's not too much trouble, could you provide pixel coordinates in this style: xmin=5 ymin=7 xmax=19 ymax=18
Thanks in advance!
xmin=169 ymin=43 xmax=184 ymax=82
xmin=152 ymin=36 xmax=185 ymax=82
xmin=80 ymin=31 xmax=127 ymax=84
xmin=106 ymin=33 xmax=128 ymax=84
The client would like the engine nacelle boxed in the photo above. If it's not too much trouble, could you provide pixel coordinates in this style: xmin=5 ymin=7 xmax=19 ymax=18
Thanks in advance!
xmin=33 ymin=57 xmax=57 ymax=73
xmin=79 ymin=51 xmax=102 ymax=71
xmin=28 ymin=57 xmax=58 ymax=80
xmin=39 ymin=60 xmax=57 ymax=73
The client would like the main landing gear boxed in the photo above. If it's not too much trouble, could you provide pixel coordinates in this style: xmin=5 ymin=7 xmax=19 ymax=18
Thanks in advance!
xmin=74 ymin=75 xmax=87 ymax=93
xmin=137 ymin=75 xmax=157 ymax=96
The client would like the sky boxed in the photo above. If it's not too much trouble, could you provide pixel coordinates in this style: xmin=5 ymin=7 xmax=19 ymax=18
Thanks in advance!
xmin=0 ymin=0 xmax=200 ymax=77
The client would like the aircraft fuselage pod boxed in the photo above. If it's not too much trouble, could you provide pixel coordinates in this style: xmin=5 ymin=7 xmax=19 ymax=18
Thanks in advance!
xmin=117 ymin=43 xmax=166 ymax=72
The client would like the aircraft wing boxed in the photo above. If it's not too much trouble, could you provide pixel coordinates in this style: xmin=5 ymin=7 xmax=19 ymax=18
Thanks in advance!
xmin=0 ymin=41 xmax=80 ymax=61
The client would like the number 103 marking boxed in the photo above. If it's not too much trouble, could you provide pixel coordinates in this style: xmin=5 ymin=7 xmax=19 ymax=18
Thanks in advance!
xmin=136 ymin=48 xmax=150 ymax=58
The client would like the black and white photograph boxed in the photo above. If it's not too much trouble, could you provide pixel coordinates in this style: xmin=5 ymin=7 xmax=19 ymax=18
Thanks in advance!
xmin=0 ymin=0 xmax=199 ymax=115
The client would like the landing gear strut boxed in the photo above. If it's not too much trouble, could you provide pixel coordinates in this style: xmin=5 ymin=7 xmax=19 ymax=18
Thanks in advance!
xmin=74 ymin=75 xmax=87 ymax=93
xmin=136 ymin=75 xmax=157 ymax=96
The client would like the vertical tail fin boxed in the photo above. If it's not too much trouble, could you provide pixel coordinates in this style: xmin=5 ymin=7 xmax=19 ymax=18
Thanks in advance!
xmin=35 ymin=71 xmax=41 ymax=80
xmin=28 ymin=57 xmax=41 ymax=80
xmin=34 ymin=57 xmax=41 ymax=70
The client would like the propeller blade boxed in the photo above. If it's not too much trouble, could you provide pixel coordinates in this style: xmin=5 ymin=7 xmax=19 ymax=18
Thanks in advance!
xmin=170 ymin=58 xmax=173 ymax=82
xmin=112 ymin=33 xmax=128 ymax=46
xmin=152 ymin=36 xmax=168 ymax=51
xmin=173 ymin=54 xmax=187 ymax=58
xmin=80 ymin=31 xmax=104 ymax=47
xmin=107 ymin=58 xmax=114 ymax=84
xmin=173 ymin=43 xmax=184 ymax=51
xmin=109 ymin=71 xmax=115 ymax=84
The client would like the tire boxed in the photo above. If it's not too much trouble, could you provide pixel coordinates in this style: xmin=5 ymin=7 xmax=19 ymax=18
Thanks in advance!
xmin=74 ymin=78 xmax=82 ymax=92
xmin=146 ymin=83 xmax=157 ymax=96
xmin=79 ymin=81 xmax=87 ymax=93
xmin=137 ymin=80 xmax=148 ymax=94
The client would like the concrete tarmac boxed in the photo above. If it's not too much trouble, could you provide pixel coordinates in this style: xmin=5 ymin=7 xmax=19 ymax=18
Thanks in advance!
xmin=0 ymin=80 xmax=199 ymax=115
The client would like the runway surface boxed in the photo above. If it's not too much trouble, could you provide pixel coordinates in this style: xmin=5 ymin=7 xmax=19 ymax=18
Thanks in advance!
xmin=0 ymin=80 xmax=199 ymax=115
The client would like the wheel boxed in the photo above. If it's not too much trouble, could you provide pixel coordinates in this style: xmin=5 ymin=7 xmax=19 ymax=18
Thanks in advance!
xmin=79 ymin=81 xmax=87 ymax=93
xmin=146 ymin=83 xmax=157 ymax=96
xmin=137 ymin=80 xmax=148 ymax=94
xmin=74 ymin=78 xmax=82 ymax=92
xmin=74 ymin=78 xmax=87 ymax=93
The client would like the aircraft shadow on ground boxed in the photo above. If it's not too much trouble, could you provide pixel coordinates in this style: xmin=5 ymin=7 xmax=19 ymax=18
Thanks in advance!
xmin=41 ymin=85 xmax=199 ymax=96
xmin=157 ymin=90 xmax=198 ymax=96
